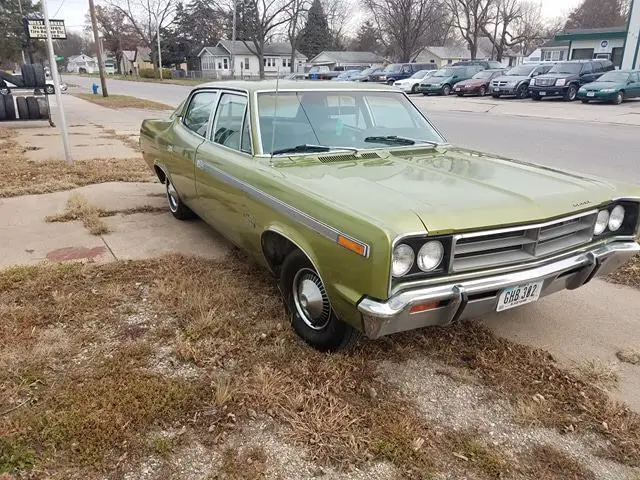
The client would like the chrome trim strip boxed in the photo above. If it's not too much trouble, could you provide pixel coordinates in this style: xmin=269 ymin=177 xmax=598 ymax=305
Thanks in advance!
xmin=197 ymin=162 xmax=370 ymax=257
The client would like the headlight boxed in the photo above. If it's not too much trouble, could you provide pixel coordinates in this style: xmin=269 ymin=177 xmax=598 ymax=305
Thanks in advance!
xmin=379 ymin=75 xmax=386 ymax=80
xmin=555 ymin=79 xmax=566 ymax=86
xmin=579 ymin=87 xmax=586 ymax=92
xmin=608 ymin=205 xmax=625 ymax=231
xmin=417 ymin=241 xmax=444 ymax=272
xmin=432 ymin=83 xmax=441 ymax=87
xmin=392 ymin=244 xmax=414 ymax=277
xmin=530 ymin=78 xmax=536 ymax=86
xmin=594 ymin=210 xmax=610 ymax=235
xmin=601 ymin=88 xmax=616 ymax=93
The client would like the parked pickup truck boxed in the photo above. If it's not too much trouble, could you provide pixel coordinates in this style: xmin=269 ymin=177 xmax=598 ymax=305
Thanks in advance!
xmin=305 ymin=66 xmax=341 ymax=80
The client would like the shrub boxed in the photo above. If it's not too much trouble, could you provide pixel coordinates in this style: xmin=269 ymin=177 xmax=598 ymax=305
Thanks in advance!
xmin=138 ymin=68 xmax=172 ymax=79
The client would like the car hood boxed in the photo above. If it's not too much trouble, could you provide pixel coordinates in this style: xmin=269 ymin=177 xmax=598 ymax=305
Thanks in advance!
xmin=537 ymin=73 xmax=576 ymax=80
xmin=492 ymin=75 xmax=529 ymax=82
xmin=456 ymin=79 xmax=486 ymax=86
xmin=582 ymin=81 xmax=624 ymax=90
xmin=424 ymin=76 xmax=452 ymax=84
xmin=274 ymin=147 xmax=634 ymax=237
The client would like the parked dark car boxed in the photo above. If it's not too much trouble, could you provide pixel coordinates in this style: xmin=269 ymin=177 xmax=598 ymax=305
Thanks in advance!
xmin=453 ymin=69 xmax=507 ymax=96
xmin=453 ymin=60 xmax=504 ymax=69
xmin=418 ymin=65 xmax=484 ymax=95
xmin=351 ymin=67 xmax=384 ymax=82
xmin=577 ymin=70 xmax=640 ymax=104
xmin=529 ymin=59 xmax=615 ymax=101
xmin=490 ymin=63 xmax=554 ymax=99
xmin=371 ymin=63 xmax=437 ymax=84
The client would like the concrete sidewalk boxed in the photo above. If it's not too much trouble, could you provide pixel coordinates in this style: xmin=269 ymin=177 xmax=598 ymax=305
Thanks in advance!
xmin=414 ymin=94 xmax=640 ymax=126
xmin=0 ymin=182 xmax=229 ymax=267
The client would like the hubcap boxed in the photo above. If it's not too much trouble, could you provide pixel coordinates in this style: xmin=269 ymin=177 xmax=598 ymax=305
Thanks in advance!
xmin=166 ymin=180 xmax=179 ymax=212
xmin=292 ymin=268 xmax=331 ymax=330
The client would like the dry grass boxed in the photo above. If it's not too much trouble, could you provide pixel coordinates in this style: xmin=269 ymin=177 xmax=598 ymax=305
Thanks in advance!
xmin=44 ymin=193 xmax=109 ymax=235
xmin=1 ymin=255 xmax=639 ymax=478
xmin=570 ymin=359 xmax=619 ymax=389
xmin=0 ymin=129 xmax=154 ymax=197
xmin=608 ymin=253 xmax=640 ymax=289
xmin=74 ymin=93 xmax=172 ymax=111
xmin=525 ymin=445 xmax=596 ymax=480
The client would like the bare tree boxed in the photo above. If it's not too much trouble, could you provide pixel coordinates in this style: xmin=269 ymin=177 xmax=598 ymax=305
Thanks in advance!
xmin=322 ymin=0 xmax=351 ymax=47
xmin=363 ymin=0 xmax=451 ymax=62
xmin=107 ymin=0 xmax=179 ymax=72
xmin=511 ymin=1 xmax=563 ymax=56
xmin=285 ymin=0 xmax=311 ymax=72
xmin=482 ymin=0 xmax=524 ymax=61
xmin=446 ymin=0 xmax=494 ymax=59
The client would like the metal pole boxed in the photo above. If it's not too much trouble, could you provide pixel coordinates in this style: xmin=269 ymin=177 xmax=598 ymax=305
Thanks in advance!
xmin=42 ymin=0 xmax=72 ymax=163
xmin=17 ymin=0 xmax=27 ymax=63
xmin=231 ymin=0 xmax=236 ymax=78
xmin=157 ymin=22 xmax=163 ymax=80
xmin=88 ymin=0 xmax=108 ymax=96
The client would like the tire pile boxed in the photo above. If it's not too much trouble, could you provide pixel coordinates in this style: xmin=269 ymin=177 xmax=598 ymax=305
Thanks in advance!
xmin=0 ymin=63 xmax=49 ymax=121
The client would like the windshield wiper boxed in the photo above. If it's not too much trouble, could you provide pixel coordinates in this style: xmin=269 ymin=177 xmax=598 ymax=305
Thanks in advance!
xmin=271 ymin=144 xmax=359 ymax=155
xmin=364 ymin=136 xmax=438 ymax=147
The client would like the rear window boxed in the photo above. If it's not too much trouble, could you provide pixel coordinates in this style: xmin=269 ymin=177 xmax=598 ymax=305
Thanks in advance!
xmin=548 ymin=62 xmax=583 ymax=74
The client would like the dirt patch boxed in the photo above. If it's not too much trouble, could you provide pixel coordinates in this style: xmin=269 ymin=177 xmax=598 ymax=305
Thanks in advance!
xmin=608 ymin=253 xmax=640 ymax=290
xmin=617 ymin=349 xmax=640 ymax=365
xmin=1 ymin=255 xmax=639 ymax=479
xmin=0 ymin=128 xmax=154 ymax=197
xmin=73 ymin=93 xmax=172 ymax=111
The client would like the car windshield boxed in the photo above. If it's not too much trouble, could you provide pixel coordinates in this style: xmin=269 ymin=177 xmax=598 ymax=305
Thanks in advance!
xmin=506 ymin=65 xmax=535 ymax=76
xmin=433 ymin=69 xmax=456 ymax=77
xmin=411 ymin=70 xmax=430 ymax=78
xmin=257 ymin=91 xmax=443 ymax=154
xmin=359 ymin=68 xmax=374 ymax=76
xmin=597 ymin=71 xmax=630 ymax=82
xmin=549 ymin=62 xmax=582 ymax=74
xmin=472 ymin=71 xmax=493 ymax=79
xmin=383 ymin=64 xmax=402 ymax=73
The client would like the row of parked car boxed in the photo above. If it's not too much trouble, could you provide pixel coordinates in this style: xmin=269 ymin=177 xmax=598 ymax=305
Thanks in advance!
xmin=393 ymin=59 xmax=640 ymax=105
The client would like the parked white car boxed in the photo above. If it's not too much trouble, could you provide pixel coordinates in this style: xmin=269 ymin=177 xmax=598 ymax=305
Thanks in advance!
xmin=393 ymin=70 xmax=437 ymax=93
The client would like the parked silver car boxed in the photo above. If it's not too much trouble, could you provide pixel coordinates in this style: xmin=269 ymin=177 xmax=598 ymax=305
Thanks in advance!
xmin=490 ymin=64 xmax=553 ymax=99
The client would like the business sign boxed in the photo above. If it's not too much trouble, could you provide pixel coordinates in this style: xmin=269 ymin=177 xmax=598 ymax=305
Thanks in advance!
xmin=24 ymin=19 xmax=67 ymax=40
xmin=595 ymin=39 xmax=612 ymax=54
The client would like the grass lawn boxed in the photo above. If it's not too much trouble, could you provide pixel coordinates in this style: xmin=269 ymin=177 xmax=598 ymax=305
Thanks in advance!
xmin=1 ymin=254 xmax=639 ymax=478
xmin=73 ymin=94 xmax=173 ymax=111
xmin=0 ymin=128 xmax=154 ymax=197
xmin=75 ymin=73 xmax=206 ymax=87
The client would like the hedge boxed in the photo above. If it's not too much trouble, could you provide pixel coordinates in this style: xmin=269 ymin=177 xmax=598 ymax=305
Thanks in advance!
xmin=139 ymin=68 xmax=173 ymax=79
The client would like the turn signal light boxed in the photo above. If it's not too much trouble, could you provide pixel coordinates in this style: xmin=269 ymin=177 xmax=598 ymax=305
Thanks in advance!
xmin=409 ymin=301 xmax=441 ymax=314
xmin=337 ymin=234 xmax=368 ymax=257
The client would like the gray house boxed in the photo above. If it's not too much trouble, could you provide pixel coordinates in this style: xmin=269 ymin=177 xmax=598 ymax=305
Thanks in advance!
xmin=198 ymin=40 xmax=307 ymax=78
xmin=308 ymin=51 xmax=386 ymax=69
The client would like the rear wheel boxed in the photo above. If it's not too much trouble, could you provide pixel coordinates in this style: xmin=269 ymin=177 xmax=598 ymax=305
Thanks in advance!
xmin=280 ymin=249 xmax=360 ymax=352
xmin=564 ymin=85 xmax=578 ymax=101
xmin=442 ymin=84 xmax=451 ymax=96
xmin=166 ymin=176 xmax=195 ymax=220
xmin=613 ymin=92 xmax=624 ymax=105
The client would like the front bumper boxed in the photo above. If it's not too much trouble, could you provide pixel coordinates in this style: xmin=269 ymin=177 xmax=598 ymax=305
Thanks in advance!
xmin=418 ymin=85 xmax=444 ymax=94
xmin=358 ymin=241 xmax=639 ymax=339
xmin=529 ymin=85 xmax=569 ymax=97
xmin=491 ymin=85 xmax=518 ymax=95
xmin=577 ymin=90 xmax=617 ymax=101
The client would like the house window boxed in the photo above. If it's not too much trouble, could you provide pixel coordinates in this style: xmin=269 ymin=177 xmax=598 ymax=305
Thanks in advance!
xmin=244 ymin=57 xmax=249 ymax=70
xmin=263 ymin=57 xmax=278 ymax=68
xmin=217 ymin=60 xmax=222 ymax=69
xmin=223 ymin=58 xmax=228 ymax=69
xmin=201 ymin=54 xmax=215 ymax=71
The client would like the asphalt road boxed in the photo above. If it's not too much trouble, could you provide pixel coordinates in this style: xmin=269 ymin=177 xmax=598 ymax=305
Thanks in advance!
xmin=66 ymin=75 xmax=640 ymax=184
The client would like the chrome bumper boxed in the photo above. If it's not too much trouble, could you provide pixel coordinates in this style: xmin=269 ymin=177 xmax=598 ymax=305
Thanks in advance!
xmin=358 ymin=241 xmax=639 ymax=339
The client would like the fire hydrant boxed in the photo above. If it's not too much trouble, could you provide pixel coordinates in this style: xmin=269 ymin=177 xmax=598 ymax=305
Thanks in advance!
xmin=92 ymin=83 xmax=99 ymax=95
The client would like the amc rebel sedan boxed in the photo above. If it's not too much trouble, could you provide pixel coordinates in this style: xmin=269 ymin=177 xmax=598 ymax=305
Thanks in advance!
xmin=140 ymin=81 xmax=640 ymax=351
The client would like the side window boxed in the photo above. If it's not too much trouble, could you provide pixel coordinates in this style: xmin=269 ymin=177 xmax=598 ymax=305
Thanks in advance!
xmin=183 ymin=91 xmax=217 ymax=137
xmin=240 ymin=109 xmax=252 ymax=154
xmin=632 ymin=73 xmax=640 ymax=83
xmin=581 ymin=63 xmax=592 ymax=75
xmin=366 ymin=95 xmax=416 ymax=129
xmin=211 ymin=93 xmax=249 ymax=152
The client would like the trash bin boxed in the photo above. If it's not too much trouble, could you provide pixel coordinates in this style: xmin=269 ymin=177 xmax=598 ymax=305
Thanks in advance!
xmin=92 ymin=83 xmax=99 ymax=94
xmin=310 ymin=73 xmax=319 ymax=80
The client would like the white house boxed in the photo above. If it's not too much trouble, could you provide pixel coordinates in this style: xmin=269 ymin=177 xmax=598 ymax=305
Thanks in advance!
xmin=308 ymin=51 xmax=385 ymax=69
xmin=66 ymin=54 xmax=98 ymax=74
xmin=415 ymin=38 xmax=523 ymax=67
xmin=198 ymin=40 xmax=307 ymax=78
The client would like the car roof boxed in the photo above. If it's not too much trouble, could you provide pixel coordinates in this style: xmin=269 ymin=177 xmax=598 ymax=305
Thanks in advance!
xmin=196 ymin=80 xmax=396 ymax=93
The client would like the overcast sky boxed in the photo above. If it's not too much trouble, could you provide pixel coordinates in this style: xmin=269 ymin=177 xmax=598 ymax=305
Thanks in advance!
xmin=51 ymin=0 xmax=583 ymax=35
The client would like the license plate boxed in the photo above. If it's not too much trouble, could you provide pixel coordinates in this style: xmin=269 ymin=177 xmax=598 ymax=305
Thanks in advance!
xmin=496 ymin=281 xmax=543 ymax=312
xmin=587 ymin=92 xmax=595 ymax=97
xmin=539 ymin=91 xmax=547 ymax=96
xmin=494 ymin=88 xmax=500 ymax=92
xmin=455 ymin=87 xmax=461 ymax=91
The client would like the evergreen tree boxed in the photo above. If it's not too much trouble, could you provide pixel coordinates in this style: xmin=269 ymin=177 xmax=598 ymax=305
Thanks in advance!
xmin=354 ymin=20 xmax=380 ymax=52
xmin=298 ymin=0 xmax=332 ymax=59
xmin=565 ymin=0 xmax=627 ymax=29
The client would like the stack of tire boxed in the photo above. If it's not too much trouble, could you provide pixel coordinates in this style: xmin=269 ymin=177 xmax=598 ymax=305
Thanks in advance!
xmin=0 ymin=64 xmax=48 ymax=122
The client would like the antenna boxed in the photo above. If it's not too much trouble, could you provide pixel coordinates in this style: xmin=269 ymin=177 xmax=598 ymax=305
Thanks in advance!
xmin=269 ymin=65 xmax=280 ymax=161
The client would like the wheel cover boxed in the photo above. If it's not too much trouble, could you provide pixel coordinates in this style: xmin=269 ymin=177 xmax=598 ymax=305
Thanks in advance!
xmin=293 ymin=268 xmax=331 ymax=330
xmin=45 ymin=86 xmax=54 ymax=94
xmin=166 ymin=180 xmax=179 ymax=212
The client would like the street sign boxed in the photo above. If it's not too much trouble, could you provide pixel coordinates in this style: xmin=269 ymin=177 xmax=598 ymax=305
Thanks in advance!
xmin=24 ymin=19 xmax=67 ymax=39
xmin=55 ymin=55 xmax=65 ymax=61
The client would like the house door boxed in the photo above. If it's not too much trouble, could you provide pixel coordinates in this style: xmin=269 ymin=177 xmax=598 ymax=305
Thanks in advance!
xmin=571 ymin=48 xmax=594 ymax=60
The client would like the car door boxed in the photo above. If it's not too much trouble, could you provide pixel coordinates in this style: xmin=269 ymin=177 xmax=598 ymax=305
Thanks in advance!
xmin=167 ymin=90 xmax=218 ymax=202
xmin=193 ymin=91 xmax=261 ymax=254
xmin=579 ymin=62 xmax=594 ymax=84
xmin=630 ymin=73 xmax=640 ymax=98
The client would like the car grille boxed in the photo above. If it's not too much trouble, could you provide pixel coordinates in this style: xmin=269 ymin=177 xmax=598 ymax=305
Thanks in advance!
xmin=450 ymin=212 xmax=597 ymax=273
xmin=492 ymin=80 xmax=508 ymax=87
xmin=535 ymin=78 xmax=556 ymax=87
xmin=420 ymin=83 xmax=431 ymax=87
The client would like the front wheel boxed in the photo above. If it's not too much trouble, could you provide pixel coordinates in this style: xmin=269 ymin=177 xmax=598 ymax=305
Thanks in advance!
xmin=442 ymin=84 xmax=451 ymax=96
xmin=613 ymin=92 xmax=624 ymax=105
xmin=387 ymin=79 xmax=395 ymax=86
xmin=410 ymin=84 xmax=418 ymax=94
xmin=166 ymin=177 xmax=195 ymax=220
xmin=478 ymin=86 xmax=486 ymax=96
xmin=515 ymin=84 xmax=528 ymax=99
xmin=531 ymin=93 xmax=541 ymax=101
xmin=280 ymin=250 xmax=360 ymax=352
xmin=564 ymin=85 xmax=577 ymax=101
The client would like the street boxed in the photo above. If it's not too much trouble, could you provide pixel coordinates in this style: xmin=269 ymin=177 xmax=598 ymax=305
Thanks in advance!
xmin=65 ymin=74 xmax=640 ymax=184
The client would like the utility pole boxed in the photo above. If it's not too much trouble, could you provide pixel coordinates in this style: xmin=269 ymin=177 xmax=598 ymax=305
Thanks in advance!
xmin=231 ymin=0 xmax=236 ymax=78
xmin=88 ymin=0 xmax=108 ymax=96
xmin=156 ymin=21 xmax=163 ymax=80
xmin=42 ymin=0 xmax=72 ymax=163
xmin=17 ymin=0 xmax=27 ymax=63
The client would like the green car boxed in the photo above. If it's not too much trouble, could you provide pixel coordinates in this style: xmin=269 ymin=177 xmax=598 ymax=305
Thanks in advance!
xmin=417 ymin=66 xmax=484 ymax=96
xmin=140 ymin=81 xmax=640 ymax=351
xmin=578 ymin=70 xmax=640 ymax=104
